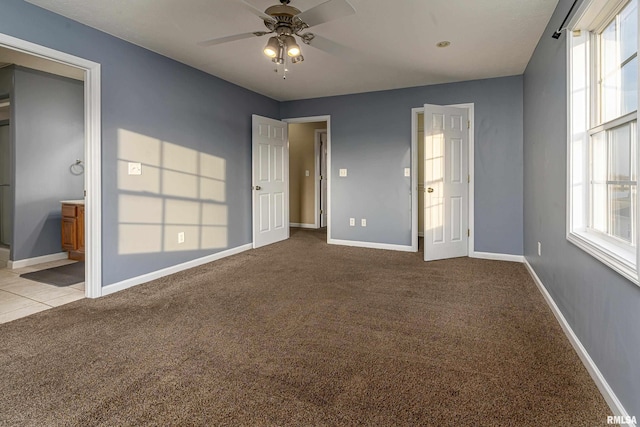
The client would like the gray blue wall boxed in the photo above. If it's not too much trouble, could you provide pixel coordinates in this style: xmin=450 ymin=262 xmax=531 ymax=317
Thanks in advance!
xmin=524 ymin=0 xmax=640 ymax=416
xmin=12 ymin=67 xmax=84 ymax=260
xmin=280 ymin=77 xmax=524 ymax=255
xmin=0 ymin=0 xmax=279 ymax=284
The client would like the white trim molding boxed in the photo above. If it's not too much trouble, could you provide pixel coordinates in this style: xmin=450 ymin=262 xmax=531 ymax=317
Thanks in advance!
xmin=8 ymin=252 xmax=68 ymax=270
xmin=0 ymin=33 xmax=102 ymax=298
xmin=290 ymin=223 xmax=316 ymax=229
xmin=314 ymin=128 xmax=327 ymax=229
xmin=102 ymin=244 xmax=252 ymax=296
xmin=470 ymin=251 xmax=524 ymax=263
xmin=411 ymin=107 xmax=420 ymax=252
xmin=524 ymin=260 xmax=634 ymax=424
xmin=328 ymin=238 xmax=414 ymax=252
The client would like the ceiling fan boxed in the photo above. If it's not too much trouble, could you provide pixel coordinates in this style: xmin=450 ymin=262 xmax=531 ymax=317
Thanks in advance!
xmin=198 ymin=0 xmax=356 ymax=66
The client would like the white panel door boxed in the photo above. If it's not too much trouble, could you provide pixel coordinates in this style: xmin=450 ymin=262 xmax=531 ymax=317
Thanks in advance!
xmin=423 ymin=104 xmax=469 ymax=261
xmin=252 ymin=114 xmax=289 ymax=248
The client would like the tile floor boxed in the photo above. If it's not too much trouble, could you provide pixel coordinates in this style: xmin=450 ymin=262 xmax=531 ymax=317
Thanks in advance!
xmin=0 ymin=259 xmax=85 ymax=324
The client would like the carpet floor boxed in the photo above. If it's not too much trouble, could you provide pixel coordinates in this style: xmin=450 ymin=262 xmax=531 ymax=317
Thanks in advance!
xmin=0 ymin=229 xmax=612 ymax=426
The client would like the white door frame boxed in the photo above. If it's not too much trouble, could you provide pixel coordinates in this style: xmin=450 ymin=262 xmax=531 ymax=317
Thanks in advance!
xmin=314 ymin=128 xmax=327 ymax=229
xmin=411 ymin=103 xmax=475 ymax=256
xmin=283 ymin=115 xmax=331 ymax=240
xmin=0 ymin=33 xmax=102 ymax=298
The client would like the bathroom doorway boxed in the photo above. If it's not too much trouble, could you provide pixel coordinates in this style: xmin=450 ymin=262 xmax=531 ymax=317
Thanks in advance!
xmin=0 ymin=34 xmax=102 ymax=321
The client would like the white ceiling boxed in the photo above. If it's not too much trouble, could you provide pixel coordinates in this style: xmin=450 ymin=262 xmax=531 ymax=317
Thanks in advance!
xmin=24 ymin=0 xmax=559 ymax=101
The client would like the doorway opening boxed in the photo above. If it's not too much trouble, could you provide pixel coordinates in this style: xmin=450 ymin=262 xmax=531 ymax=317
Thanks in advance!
xmin=411 ymin=103 xmax=475 ymax=259
xmin=316 ymin=129 xmax=328 ymax=228
xmin=284 ymin=115 xmax=331 ymax=240
xmin=0 ymin=33 xmax=101 ymax=310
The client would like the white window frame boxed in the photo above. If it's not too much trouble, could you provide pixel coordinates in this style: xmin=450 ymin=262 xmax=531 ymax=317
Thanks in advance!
xmin=567 ymin=0 xmax=640 ymax=284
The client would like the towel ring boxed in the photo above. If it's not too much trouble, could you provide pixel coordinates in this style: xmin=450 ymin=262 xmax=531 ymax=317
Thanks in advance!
xmin=70 ymin=159 xmax=84 ymax=176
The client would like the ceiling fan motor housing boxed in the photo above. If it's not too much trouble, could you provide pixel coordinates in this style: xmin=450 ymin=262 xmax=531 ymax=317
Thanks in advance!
xmin=263 ymin=3 xmax=305 ymax=35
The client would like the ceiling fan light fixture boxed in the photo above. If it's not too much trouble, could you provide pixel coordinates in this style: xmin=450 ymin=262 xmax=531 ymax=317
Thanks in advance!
xmin=199 ymin=0 xmax=357 ymax=75
xmin=284 ymin=35 xmax=301 ymax=57
xmin=263 ymin=36 xmax=280 ymax=58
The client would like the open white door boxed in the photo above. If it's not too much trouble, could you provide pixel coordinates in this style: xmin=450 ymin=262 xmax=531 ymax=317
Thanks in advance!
xmin=423 ymin=104 xmax=469 ymax=261
xmin=252 ymin=114 xmax=289 ymax=248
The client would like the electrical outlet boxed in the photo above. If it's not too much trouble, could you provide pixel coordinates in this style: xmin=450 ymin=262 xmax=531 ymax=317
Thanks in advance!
xmin=404 ymin=167 xmax=411 ymax=177
xmin=537 ymin=241 xmax=541 ymax=256
xmin=361 ymin=218 xmax=367 ymax=227
xmin=339 ymin=168 xmax=348 ymax=177
xmin=349 ymin=218 xmax=355 ymax=226
xmin=178 ymin=232 xmax=185 ymax=244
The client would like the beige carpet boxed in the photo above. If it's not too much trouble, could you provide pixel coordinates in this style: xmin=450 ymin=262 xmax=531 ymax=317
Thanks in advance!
xmin=0 ymin=229 xmax=612 ymax=426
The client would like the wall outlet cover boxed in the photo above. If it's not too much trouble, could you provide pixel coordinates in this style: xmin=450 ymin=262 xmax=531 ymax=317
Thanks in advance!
xmin=339 ymin=168 xmax=348 ymax=177
xmin=361 ymin=219 xmax=367 ymax=227
xmin=404 ymin=168 xmax=411 ymax=177
xmin=128 ymin=162 xmax=142 ymax=175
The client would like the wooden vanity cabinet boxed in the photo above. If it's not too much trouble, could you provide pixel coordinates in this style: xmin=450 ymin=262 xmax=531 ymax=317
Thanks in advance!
xmin=61 ymin=203 xmax=85 ymax=261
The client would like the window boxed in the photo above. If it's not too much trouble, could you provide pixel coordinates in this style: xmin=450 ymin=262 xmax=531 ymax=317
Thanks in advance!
xmin=569 ymin=0 xmax=639 ymax=283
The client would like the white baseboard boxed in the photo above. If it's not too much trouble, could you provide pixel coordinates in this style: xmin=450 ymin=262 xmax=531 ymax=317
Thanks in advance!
xmin=8 ymin=252 xmax=68 ymax=269
xmin=102 ymin=243 xmax=253 ymax=296
xmin=524 ymin=260 xmax=634 ymax=424
xmin=470 ymin=251 xmax=524 ymax=263
xmin=328 ymin=238 xmax=414 ymax=252
xmin=290 ymin=223 xmax=317 ymax=229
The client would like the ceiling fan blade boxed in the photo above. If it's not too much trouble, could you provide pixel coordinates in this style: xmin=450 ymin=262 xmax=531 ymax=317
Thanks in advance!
xmin=236 ymin=0 xmax=277 ymax=23
xmin=198 ymin=31 xmax=268 ymax=47
xmin=305 ymin=34 xmax=354 ymax=60
xmin=295 ymin=0 xmax=355 ymax=28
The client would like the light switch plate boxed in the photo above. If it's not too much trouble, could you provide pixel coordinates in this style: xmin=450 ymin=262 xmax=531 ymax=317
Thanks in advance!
xmin=404 ymin=168 xmax=411 ymax=177
xmin=128 ymin=162 xmax=142 ymax=175
xmin=339 ymin=168 xmax=348 ymax=177
xmin=305 ymin=170 xmax=310 ymax=177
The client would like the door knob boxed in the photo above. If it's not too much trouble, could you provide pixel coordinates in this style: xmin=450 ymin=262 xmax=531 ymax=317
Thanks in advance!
xmin=254 ymin=186 xmax=262 ymax=190
xmin=427 ymin=187 xmax=434 ymax=193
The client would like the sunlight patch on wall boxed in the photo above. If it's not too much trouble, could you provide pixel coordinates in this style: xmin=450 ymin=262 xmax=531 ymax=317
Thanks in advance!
xmin=425 ymin=129 xmax=444 ymax=241
xmin=117 ymin=160 xmax=161 ymax=194
xmin=119 ymin=224 xmax=163 ymax=254
xmin=200 ymin=152 xmax=226 ymax=202
xmin=117 ymin=129 xmax=228 ymax=255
